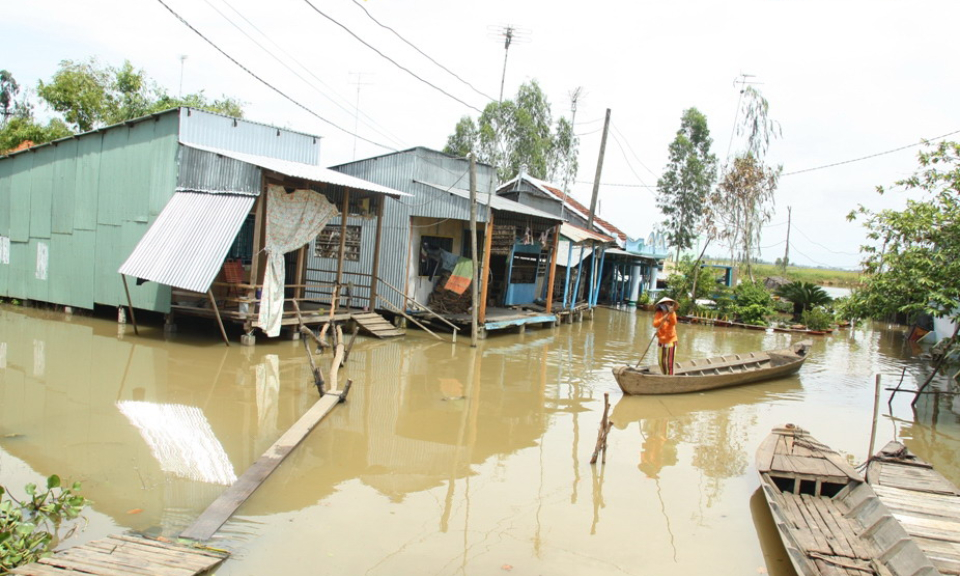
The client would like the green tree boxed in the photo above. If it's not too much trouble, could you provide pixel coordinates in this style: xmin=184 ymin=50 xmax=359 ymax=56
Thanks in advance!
xmin=443 ymin=80 xmax=577 ymax=183
xmin=848 ymin=141 xmax=960 ymax=333
xmin=0 ymin=116 xmax=72 ymax=153
xmin=1 ymin=70 xmax=20 ymax=128
xmin=775 ymin=281 xmax=832 ymax=321
xmin=37 ymin=58 xmax=244 ymax=133
xmin=656 ymin=108 xmax=718 ymax=263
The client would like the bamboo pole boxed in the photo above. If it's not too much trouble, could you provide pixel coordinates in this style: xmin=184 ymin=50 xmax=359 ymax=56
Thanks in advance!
xmin=120 ymin=275 xmax=140 ymax=336
xmin=369 ymin=195 xmax=385 ymax=310
xmin=206 ymin=290 xmax=231 ymax=346
xmin=478 ymin=214 xmax=495 ymax=325
xmin=544 ymin=223 xmax=560 ymax=315
xmin=469 ymin=154 xmax=479 ymax=347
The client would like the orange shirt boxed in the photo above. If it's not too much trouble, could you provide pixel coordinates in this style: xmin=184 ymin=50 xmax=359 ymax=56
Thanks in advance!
xmin=653 ymin=310 xmax=678 ymax=345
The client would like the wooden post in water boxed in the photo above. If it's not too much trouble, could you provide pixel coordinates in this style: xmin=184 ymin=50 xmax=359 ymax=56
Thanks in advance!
xmin=469 ymin=154 xmax=479 ymax=347
xmin=590 ymin=392 xmax=612 ymax=465
xmin=868 ymin=374 xmax=881 ymax=460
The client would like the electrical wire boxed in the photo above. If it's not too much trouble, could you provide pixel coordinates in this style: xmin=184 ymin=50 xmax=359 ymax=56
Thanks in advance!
xmin=154 ymin=0 xmax=397 ymax=151
xmin=348 ymin=0 xmax=495 ymax=102
xmin=611 ymin=122 xmax=658 ymax=179
xmin=205 ymin=0 xmax=405 ymax=147
xmin=300 ymin=0 xmax=485 ymax=113
xmin=575 ymin=180 xmax=656 ymax=188
xmin=608 ymin=130 xmax=654 ymax=194
xmin=792 ymin=225 xmax=861 ymax=256
xmin=782 ymin=128 xmax=960 ymax=176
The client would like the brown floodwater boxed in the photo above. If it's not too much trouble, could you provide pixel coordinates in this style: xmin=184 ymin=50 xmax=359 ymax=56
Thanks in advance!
xmin=1 ymin=304 xmax=958 ymax=575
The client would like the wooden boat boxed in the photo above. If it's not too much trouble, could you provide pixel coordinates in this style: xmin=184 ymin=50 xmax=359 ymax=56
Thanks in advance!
xmin=611 ymin=340 xmax=812 ymax=395
xmin=867 ymin=441 xmax=960 ymax=574
xmin=757 ymin=425 xmax=939 ymax=576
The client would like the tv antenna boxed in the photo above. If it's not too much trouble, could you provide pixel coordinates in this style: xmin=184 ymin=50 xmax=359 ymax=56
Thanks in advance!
xmin=349 ymin=72 xmax=374 ymax=160
xmin=487 ymin=24 xmax=531 ymax=103
xmin=726 ymin=72 xmax=764 ymax=158
xmin=178 ymin=55 xmax=188 ymax=97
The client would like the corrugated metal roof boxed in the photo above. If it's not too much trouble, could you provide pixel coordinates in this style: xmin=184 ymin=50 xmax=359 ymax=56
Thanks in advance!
xmin=181 ymin=143 xmax=410 ymax=198
xmin=561 ymin=223 xmax=615 ymax=245
xmin=556 ymin=241 xmax=594 ymax=268
xmin=118 ymin=191 xmax=255 ymax=293
xmin=417 ymin=181 xmax=561 ymax=221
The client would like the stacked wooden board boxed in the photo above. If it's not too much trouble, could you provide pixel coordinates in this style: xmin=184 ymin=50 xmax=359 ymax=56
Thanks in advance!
xmin=10 ymin=534 xmax=228 ymax=576
xmin=351 ymin=312 xmax=404 ymax=338
xmin=756 ymin=425 xmax=939 ymax=576
xmin=867 ymin=442 xmax=960 ymax=574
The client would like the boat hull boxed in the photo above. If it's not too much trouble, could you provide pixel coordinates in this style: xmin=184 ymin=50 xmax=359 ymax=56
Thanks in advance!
xmin=757 ymin=425 xmax=939 ymax=576
xmin=612 ymin=341 xmax=811 ymax=395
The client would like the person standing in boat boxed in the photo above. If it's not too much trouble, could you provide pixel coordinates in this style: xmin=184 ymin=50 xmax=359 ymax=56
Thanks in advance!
xmin=653 ymin=297 xmax=678 ymax=375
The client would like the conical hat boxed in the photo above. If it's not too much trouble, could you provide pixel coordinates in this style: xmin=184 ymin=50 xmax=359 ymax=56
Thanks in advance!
xmin=655 ymin=297 xmax=677 ymax=308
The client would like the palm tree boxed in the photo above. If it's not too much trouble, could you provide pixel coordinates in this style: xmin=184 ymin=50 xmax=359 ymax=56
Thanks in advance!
xmin=776 ymin=281 xmax=832 ymax=321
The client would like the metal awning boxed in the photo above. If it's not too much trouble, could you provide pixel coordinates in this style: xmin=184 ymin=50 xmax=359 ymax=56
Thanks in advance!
xmin=118 ymin=191 xmax=255 ymax=293
xmin=182 ymin=142 xmax=411 ymax=198
xmin=556 ymin=241 xmax=595 ymax=268
xmin=561 ymin=222 xmax=615 ymax=245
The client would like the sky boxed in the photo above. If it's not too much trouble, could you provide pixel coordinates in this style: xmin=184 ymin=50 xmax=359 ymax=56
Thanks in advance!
xmin=7 ymin=0 xmax=960 ymax=270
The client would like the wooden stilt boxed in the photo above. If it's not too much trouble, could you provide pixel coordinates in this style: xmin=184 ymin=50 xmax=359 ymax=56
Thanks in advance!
xmin=206 ymin=290 xmax=231 ymax=347
xmin=120 ymin=275 xmax=140 ymax=336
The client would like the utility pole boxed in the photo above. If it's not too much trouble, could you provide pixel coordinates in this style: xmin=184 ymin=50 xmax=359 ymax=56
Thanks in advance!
xmin=349 ymin=72 xmax=373 ymax=160
xmin=782 ymin=206 xmax=792 ymax=273
xmin=469 ymin=154 xmax=479 ymax=347
xmin=587 ymin=108 xmax=611 ymax=230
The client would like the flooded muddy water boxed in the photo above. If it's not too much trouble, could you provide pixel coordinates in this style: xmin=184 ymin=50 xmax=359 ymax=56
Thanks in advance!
xmin=1 ymin=304 xmax=958 ymax=575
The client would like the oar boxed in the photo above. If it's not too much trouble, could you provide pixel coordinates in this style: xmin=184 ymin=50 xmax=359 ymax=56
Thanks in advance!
xmin=635 ymin=333 xmax=658 ymax=367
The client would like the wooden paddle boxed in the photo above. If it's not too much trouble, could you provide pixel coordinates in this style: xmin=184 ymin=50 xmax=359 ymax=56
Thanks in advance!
xmin=635 ymin=333 xmax=658 ymax=367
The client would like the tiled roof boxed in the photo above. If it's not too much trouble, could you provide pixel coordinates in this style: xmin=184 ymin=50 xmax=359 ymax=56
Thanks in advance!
xmin=499 ymin=174 xmax=628 ymax=243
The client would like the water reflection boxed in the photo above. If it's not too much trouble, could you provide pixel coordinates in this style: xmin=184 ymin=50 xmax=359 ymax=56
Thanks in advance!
xmin=1 ymin=304 xmax=958 ymax=575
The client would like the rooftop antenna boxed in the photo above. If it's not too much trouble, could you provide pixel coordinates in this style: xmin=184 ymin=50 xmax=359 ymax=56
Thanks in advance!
xmin=725 ymin=72 xmax=763 ymax=159
xmin=349 ymin=72 xmax=374 ymax=160
xmin=178 ymin=55 xmax=188 ymax=97
xmin=560 ymin=87 xmax=584 ymax=221
xmin=487 ymin=24 xmax=531 ymax=103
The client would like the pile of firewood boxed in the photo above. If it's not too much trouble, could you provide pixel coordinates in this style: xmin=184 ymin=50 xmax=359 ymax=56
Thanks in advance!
xmin=427 ymin=270 xmax=473 ymax=314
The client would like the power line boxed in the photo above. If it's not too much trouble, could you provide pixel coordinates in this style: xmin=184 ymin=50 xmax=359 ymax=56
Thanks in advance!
xmin=205 ymin=0 xmax=405 ymax=147
xmin=348 ymin=0 xmax=495 ymax=102
xmin=300 ymin=0 xmax=485 ymax=113
xmin=791 ymin=224 xmax=861 ymax=256
xmin=608 ymin=129 xmax=654 ymax=194
xmin=575 ymin=180 xmax=656 ymax=188
xmin=154 ymin=0 xmax=397 ymax=151
xmin=611 ymin=122 xmax=658 ymax=179
xmin=782 ymin=128 xmax=960 ymax=177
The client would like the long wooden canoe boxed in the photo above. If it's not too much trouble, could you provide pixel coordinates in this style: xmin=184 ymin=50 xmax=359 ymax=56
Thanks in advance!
xmin=867 ymin=441 xmax=960 ymax=575
xmin=612 ymin=340 xmax=812 ymax=395
xmin=757 ymin=425 xmax=939 ymax=576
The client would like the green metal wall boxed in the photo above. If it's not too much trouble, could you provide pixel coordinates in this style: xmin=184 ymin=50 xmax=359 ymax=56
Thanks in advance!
xmin=0 ymin=113 xmax=179 ymax=311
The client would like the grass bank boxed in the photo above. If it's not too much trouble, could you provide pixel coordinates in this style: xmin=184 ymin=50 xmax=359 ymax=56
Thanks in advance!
xmin=701 ymin=261 xmax=864 ymax=287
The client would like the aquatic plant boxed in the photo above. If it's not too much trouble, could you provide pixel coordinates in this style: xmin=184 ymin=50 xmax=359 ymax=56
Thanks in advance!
xmin=0 ymin=475 xmax=87 ymax=572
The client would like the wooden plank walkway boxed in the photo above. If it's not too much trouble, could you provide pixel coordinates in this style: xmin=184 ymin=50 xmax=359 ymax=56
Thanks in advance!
xmin=180 ymin=394 xmax=342 ymax=541
xmin=10 ymin=534 xmax=228 ymax=576
xmin=351 ymin=312 xmax=404 ymax=338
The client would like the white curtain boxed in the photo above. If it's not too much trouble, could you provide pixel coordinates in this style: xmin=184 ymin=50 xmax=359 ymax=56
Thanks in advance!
xmin=258 ymin=184 xmax=339 ymax=337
